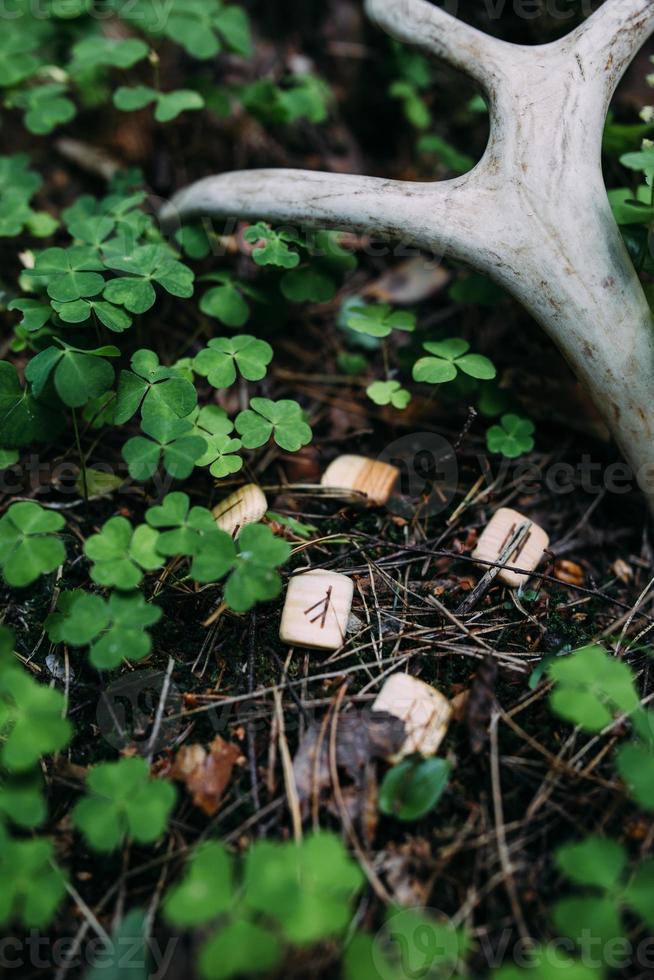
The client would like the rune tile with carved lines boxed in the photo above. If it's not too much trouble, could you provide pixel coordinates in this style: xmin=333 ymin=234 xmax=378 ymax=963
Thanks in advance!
xmin=472 ymin=507 xmax=549 ymax=588
xmin=279 ymin=570 xmax=354 ymax=651
xmin=212 ymin=484 xmax=268 ymax=538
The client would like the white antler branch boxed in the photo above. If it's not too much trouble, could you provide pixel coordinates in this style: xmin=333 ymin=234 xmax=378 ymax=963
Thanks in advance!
xmin=363 ymin=0 xmax=511 ymax=87
xmin=571 ymin=0 xmax=654 ymax=107
xmin=163 ymin=0 xmax=654 ymax=512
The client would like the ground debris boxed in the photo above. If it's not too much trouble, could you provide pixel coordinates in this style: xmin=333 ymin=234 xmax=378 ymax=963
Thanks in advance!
xmin=171 ymin=736 xmax=244 ymax=816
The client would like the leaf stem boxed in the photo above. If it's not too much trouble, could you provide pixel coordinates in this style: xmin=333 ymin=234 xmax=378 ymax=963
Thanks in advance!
xmin=72 ymin=408 xmax=88 ymax=505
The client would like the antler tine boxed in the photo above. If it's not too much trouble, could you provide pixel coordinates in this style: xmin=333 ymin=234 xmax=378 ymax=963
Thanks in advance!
xmin=364 ymin=0 xmax=516 ymax=88
xmin=570 ymin=0 xmax=654 ymax=106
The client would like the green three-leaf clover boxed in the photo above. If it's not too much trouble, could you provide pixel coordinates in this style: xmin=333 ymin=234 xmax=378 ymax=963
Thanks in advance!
xmin=115 ymin=349 xmax=197 ymax=424
xmin=0 ymin=502 xmax=65 ymax=587
xmin=122 ymin=405 xmax=207 ymax=481
xmin=486 ymin=413 xmax=535 ymax=459
xmin=73 ymin=757 xmax=176 ymax=852
xmin=346 ymin=303 xmax=416 ymax=338
xmin=413 ymin=337 xmax=496 ymax=384
xmin=194 ymin=335 xmax=273 ymax=388
xmin=0 ymin=666 xmax=72 ymax=771
xmin=145 ymin=491 xmax=216 ymax=556
xmin=235 ymin=398 xmax=312 ymax=452
xmin=47 ymin=589 xmax=162 ymax=669
xmin=84 ymin=516 xmax=163 ymax=590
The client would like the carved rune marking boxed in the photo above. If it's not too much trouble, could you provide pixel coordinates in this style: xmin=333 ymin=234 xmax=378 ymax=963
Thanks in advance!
xmin=304 ymin=587 xmax=333 ymax=629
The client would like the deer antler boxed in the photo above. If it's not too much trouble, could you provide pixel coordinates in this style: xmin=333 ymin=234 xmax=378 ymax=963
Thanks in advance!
xmin=162 ymin=0 xmax=654 ymax=511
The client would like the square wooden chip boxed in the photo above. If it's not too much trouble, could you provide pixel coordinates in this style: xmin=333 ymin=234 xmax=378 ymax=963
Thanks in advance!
xmin=373 ymin=673 xmax=451 ymax=758
xmin=212 ymin=484 xmax=268 ymax=538
xmin=321 ymin=455 xmax=399 ymax=506
xmin=279 ymin=570 xmax=354 ymax=651
xmin=472 ymin=507 xmax=549 ymax=588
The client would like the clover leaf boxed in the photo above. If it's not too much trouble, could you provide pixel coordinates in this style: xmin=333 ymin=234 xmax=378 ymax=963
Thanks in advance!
xmin=25 ymin=341 xmax=119 ymax=408
xmin=164 ymin=831 xmax=361 ymax=977
xmin=0 ymin=771 xmax=46 ymax=829
xmin=114 ymin=85 xmax=205 ymax=123
xmin=0 ymin=155 xmax=43 ymax=237
xmin=47 ymin=589 xmax=162 ymax=670
xmin=366 ymin=380 xmax=412 ymax=409
xmin=145 ymin=492 xmax=216 ymax=556
xmin=0 ymin=665 xmax=72 ymax=771
xmin=69 ymin=36 xmax=150 ymax=74
xmin=19 ymin=83 xmax=76 ymax=135
xmin=346 ymin=303 xmax=416 ymax=338
xmin=621 ymin=142 xmax=654 ymax=187
xmin=25 ymin=246 xmax=105 ymax=302
xmin=199 ymin=272 xmax=253 ymax=327
xmin=486 ymin=413 xmax=535 ymax=459
xmin=242 ymin=832 xmax=364 ymax=945
xmin=616 ymin=741 xmax=654 ymax=810
xmin=235 ymin=398 xmax=312 ymax=452
xmin=191 ymin=523 xmax=291 ymax=612
xmin=115 ymin=349 xmax=197 ymax=424
xmin=0 ymin=502 xmax=65 ymax=588
xmin=244 ymin=223 xmax=301 ymax=268
xmin=103 ymin=244 xmax=194 ymax=313
xmin=73 ymin=756 xmax=176 ymax=852
xmin=0 ymin=34 xmax=43 ymax=87
xmin=122 ymin=405 xmax=207 ymax=481
xmin=9 ymin=299 xmax=52 ymax=332
xmin=493 ymin=947 xmax=601 ymax=979
xmin=192 ymin=407 xmax=244 ymax=479
xmin=191 ymin=524 xmax=291 ymax=612
xmin=164 ymin=841 xmax=234 ymax=926
xmin=0 ymin=839 xmax=67 ymax=928
xmin=84 ymin=516 xmax=163 ymax=590
xmin=52 ymin=297 xmax=132 ymax=333
xmin=548 ymin=645 xmax=641 ymax=732
xmin=552 ymin=836 xmax=654 ymax=957
xmin=120 ymin=0 xmax=252 ymax=60
xmin=194 ymin=335 xmax=273 ymax=389
xmin=379 ymin=757 xmax=451 ymax=821
xmin=0 ymin=361 xmax=56 ymax=448
xmin=413 ymin=337 xmax=496 ymax=383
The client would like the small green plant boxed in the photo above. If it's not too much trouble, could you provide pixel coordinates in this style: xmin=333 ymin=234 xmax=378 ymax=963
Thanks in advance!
xmin=493 ymin=946 xmax=601 ymax=979
xmin=0 ymin=836 xmax=67 ymax=928
xmin=552 ymin=836 xmax=654 ymax=955
xmin=145 ymin=492 xmax=216 ymax=556
xmin=194 ymin=335 xmax=273 ymax=388
xmin=235 ymin=398 xmax=313 ymax=453
xmin=122 ymin=404 xmax=208 ymax=480
xmin=0 ymin=661 xmax=72 ymax=771
xmin=346 ymin=302 xmax=416 ymax=338
xmin=486 ymin=413 xmax=536 ymax=459
xmin=379 ymin=756 xmax=451 ymax=821
xmin=164 ymin=832 xmax=364 ymax=979
xmin=412 ymin=338 xmax=496 ymax=384
xmin=46 ymin=589 xmax=162 ymax=669
xmin=73 ymin=756 xmax=176 ymax=852
xmin=191 ymin=523 xmax=291 ymax=612
xmin=548 ymin=645 xmax=641 ymax=732
xmin=366 ymin=379 xmax=412 ymax=409
xmin=114 ymin=349 xmax=197 ymax=423
xmin=84 ymin=516 xmax=163 ymax=590
xmin=0 ymin=502 xmax=66 ymax=588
